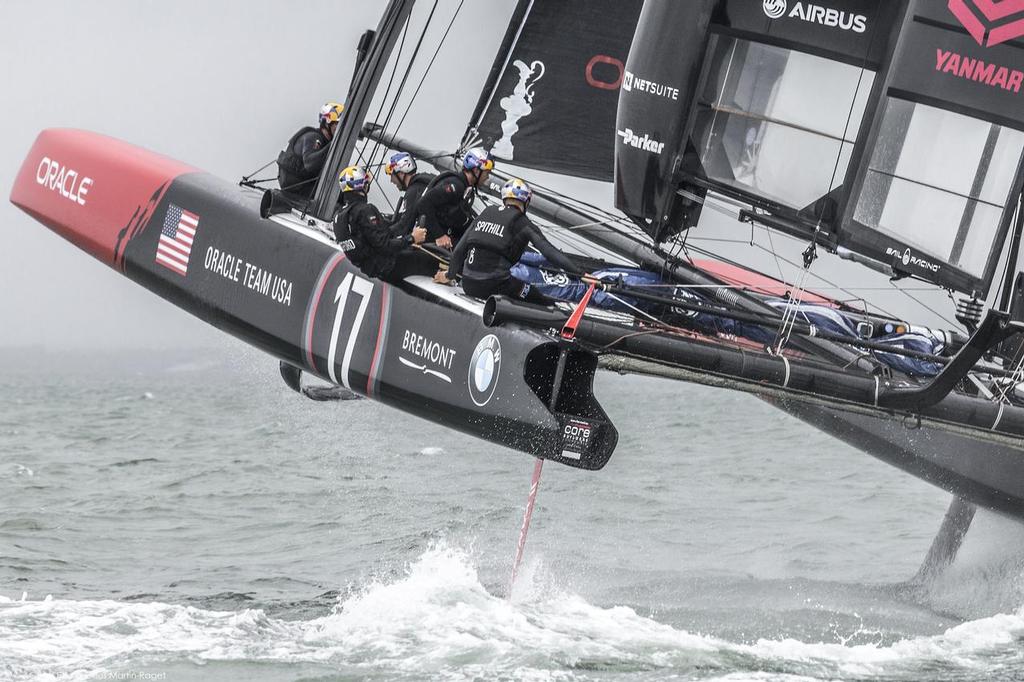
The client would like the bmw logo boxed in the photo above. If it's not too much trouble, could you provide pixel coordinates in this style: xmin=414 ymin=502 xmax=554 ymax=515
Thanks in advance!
xmin=469 ymin=334 xmax=501 ymax=407
xmin=763 ymin=0 xmax=787 ymax=19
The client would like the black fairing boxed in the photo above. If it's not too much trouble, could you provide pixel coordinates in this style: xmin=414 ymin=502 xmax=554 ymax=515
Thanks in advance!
xmin=614 ymin=0 xmax=717 ymax=241
xmin=615 ymin=0 xmax=898 ymax=243
xmin=838 ymin=0 xmax=1024 ymax=297
xmin=615 ymin=0 xmax=1024 ymax=297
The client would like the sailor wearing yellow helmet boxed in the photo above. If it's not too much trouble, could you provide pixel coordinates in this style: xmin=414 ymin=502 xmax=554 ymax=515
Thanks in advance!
xmin=276 ymin=101 xmax=345 ymax=201
xmin=332 ymin=166 xmax=435 ymax=284
xmin=436 ymin=178 xmax=578 ymax=306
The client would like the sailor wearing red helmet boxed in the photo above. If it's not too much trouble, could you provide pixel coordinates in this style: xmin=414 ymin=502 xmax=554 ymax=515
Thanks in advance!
xmin=436 ymin=178 xmax=577 ymax=306
xmin=384 ymin=151 xmax=436 ymax=238
xmin=413 ymin=146 xmax=495 ymax=249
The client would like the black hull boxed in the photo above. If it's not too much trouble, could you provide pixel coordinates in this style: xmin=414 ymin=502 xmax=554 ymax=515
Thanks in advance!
xmin=10 ymin=130 xmax=617 ymax=470
xmin=772 ymin=399 xmax=1024 ymax=519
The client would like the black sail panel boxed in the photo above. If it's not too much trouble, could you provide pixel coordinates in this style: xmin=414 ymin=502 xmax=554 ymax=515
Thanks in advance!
xmin=468 ymin=0 xmax=644 ymax=181
xmin=839 ymin=0 xmax=1024 ymax=297
xmin=615 ymin=0 xmax=897 ymax=241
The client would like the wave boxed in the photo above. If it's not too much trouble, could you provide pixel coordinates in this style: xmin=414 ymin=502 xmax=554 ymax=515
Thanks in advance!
xmin=2 ymin=543 xmax=1023 ymax=681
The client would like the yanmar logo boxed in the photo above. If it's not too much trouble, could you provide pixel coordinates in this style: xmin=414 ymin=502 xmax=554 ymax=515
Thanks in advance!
xmin=935 ymin=48 xmax=1023 ymax=91
xmin=949 ymin=0 xmax=1024 ymax=47
xmin=887 ymin=246 xmax=941 ymax=273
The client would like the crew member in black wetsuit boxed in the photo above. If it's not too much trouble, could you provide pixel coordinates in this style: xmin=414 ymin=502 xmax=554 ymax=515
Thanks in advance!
xmin=276 ymin=102 xmax=344 ymax=201
xmin=414 ymin=147 xmax=494 ymax=249
xmin=332 ymin=166 xmax=437 ymax=284
xmin=384 ymin=152 xmax=436 ymax=236
xmin=434 ymin=178 xmax=577 ymax=306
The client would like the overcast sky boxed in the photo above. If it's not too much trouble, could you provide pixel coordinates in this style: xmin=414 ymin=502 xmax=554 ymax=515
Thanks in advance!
xmin=1 ymin=0 xmax=513 ymax=349
xmin=2 ymin=0 xmax=969 ymax=352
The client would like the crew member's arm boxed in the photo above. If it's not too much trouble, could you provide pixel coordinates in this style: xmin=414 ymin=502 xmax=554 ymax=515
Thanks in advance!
xmin=416 ymin=178 xmax=462 ymax=245
xmin=387 ymin=181 xmax=429 ymax=237
xmin=524 ymin=220 xmax=578 ymax=274
xmin=447 ymin=232 xmax=470 ymax=280
xmin=359 ymin=205 xmax=416 ymax=254
xmin=388 ymin=207 xmax=419 ymax=237
xmin=436 ymin=231 xmax=470 ymax=285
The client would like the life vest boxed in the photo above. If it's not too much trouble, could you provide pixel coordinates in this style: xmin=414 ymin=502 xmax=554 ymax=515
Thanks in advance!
xmin=407 ymin=172 xmax=435 ymax=195
xmin=395 ymin=172 xmax=435 ymax=218
xmin=277 ymin=126 xmax=324 ymax=189
xmin=332 ymin=203 xmax=367 ymax=265
xmin=425 ymin=171 xmax=476 ymax=233
xmin=462 ymin=205 xmax=523 ymax=276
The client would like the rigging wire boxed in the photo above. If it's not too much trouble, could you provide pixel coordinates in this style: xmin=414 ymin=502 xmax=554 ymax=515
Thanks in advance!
xmin=893 ymin=284 xmax=962 ymax=330
xmin=392 ymin=0 xmax=466 ymax=141
xmin=679 ymin=188 xmax=939 ymax=325
xmin=360 ymin=0 xmax=462 ymax=212
xmin=367 ymin=0 xmax=440 ymax=168
xmin=763 ymin=227 xmax=787 ymax=283
xmin=770 ymin=257 xmax=814 ymax=354
xmin=364 ymin=18 xmax=411 ymax=169
xmin=239 ymin=158 xmax=278 ymax=185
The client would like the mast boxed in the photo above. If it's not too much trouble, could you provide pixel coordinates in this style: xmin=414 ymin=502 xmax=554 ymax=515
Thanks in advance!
xmin=311 ymin=0 xmax=416 ymax=221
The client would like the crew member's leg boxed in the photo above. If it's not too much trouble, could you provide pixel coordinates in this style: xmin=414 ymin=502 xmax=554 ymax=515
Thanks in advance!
xmin=506 ymin=278 xmax=555 ymax=306
xmin=463 ymin=275 xmax=555 ymax=305
xmin=381 ymin=249 xmax=440 ymax=283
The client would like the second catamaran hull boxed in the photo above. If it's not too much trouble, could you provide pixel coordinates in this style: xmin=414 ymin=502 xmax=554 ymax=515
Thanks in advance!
xmin=774 ymin=399 xmax=1024 ymax=519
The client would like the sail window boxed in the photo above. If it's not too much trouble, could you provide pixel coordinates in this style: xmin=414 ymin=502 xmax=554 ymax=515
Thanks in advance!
xmin=852 ymin=98 xmax=1024 ymax=279
xmin=693 ymin=37 xmax=874 ymax=210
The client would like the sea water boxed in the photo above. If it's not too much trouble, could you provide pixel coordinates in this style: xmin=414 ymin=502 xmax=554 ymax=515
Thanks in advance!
xmin=2 ymin=343 xmax=1024 ymax=681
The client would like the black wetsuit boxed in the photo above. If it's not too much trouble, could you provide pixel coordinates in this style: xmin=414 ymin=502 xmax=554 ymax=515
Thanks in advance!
xmin=277 ymin=126 xmax=330 ymax=200
xmin=449 ymin=204 xmax=577 ymax=305
xmin=390 ymin=172 xmax=436 ymax=236
xmin=332 ymin=194 xmax=436 ymax=283
xmin=415 ymin=171 xmax=478 ymax=244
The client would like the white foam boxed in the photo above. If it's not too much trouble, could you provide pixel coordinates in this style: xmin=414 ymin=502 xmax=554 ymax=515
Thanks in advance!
xmin=2 ymin=543 xmax=1023 ymax=680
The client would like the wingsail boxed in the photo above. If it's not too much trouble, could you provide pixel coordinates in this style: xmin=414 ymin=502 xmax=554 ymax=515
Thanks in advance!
xmin=614 ymin=0 xmax=1024 ymax=298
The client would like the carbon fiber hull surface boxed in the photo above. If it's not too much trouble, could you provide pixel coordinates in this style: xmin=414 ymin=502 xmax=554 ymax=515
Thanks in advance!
xmin=10 ymin=129 xmax=617 ymax=469
xmin=772 ymin=397 xmax=1024 ymax=519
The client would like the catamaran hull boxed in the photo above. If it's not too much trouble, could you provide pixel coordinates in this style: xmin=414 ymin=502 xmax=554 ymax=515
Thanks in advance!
xmin=10 ymin=129 xmax=617 ymax=469
xmin=773 ymin=399 xmax=1024 ymax=519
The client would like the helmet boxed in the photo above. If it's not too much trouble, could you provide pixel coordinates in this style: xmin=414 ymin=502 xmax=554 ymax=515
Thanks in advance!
xmin=461 ymin=147 xmax=494 ymax=172
xmin=384 ymin=152 xmax=417 ymax=176
xmin=319 ymin=102 xmax=345 ymax=126
xmin=338 ymin=165 xmax=371 ymax=193
xmin=501 ymin=178 xmax=532 ymax=206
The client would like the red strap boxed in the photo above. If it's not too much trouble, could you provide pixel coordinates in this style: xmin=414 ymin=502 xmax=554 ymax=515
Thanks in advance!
xmin=561 ymin=282 xmax=596 ymax=340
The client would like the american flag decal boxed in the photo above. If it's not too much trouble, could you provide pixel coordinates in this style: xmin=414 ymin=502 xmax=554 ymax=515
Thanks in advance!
xmin=155 ymin=204 xmax=198 ymax=276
